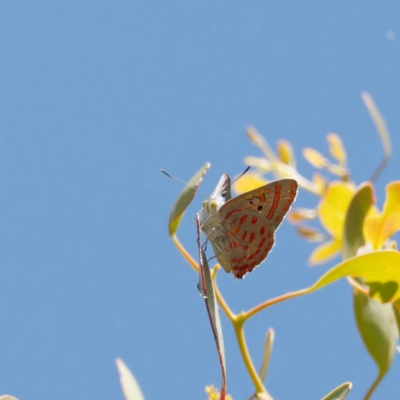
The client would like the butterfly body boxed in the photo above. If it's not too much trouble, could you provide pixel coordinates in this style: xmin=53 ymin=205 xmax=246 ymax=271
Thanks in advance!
xmin=198 ymin=174 xmax=298 ymax=279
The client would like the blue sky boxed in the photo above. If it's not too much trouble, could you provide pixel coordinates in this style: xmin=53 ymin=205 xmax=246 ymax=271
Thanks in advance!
xmin=1 ymin=1 xmax=400 ymax=399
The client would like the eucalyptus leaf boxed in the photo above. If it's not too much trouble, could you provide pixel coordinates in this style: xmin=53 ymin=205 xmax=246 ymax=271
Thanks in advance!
xmin=320 ymin=382 xmax=352 ymax=400
xmin=198 ymin=247 xmax=227 ymax=400
xmin=115 ymin=358 xmax=145 ymax=400
xmin=166 ymin=162 xmax=210 ymax=236
xmin=342 ymin=183 xmax=374 ymax=260
xmin=354 ymin=291 xmax=399 ymax=398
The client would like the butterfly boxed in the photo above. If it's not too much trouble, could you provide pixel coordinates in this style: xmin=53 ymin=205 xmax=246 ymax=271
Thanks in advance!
xmin=198 ymin=174 xmax=298 ymax=279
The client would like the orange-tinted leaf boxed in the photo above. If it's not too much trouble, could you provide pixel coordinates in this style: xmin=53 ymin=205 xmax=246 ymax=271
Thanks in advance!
xmin=364 ymin=181 xmax=400 ymax=250
xmin=308 ymin=239 xmax=341 ymax=266
xmin=232 ymin=173 xmax=268 ymax=195
xmin=288 ymin=208 xmax=317 ymax=223
xmin=167 ymin=163 xmax=210 ymax=236
xmin=303 ymin=148 xmax=327 ymax=169
xmin=342 ymin=183 xmax=375 ymax=260
xmin=296 ymin=226 xmax=325 ymax=242
xmin=318 ymin=181 xmax=355 ymax=239
xmin=327 ymin=133 xmax=346 ymax=166
xmin=277 ymin=139 xmax=295 ymax=167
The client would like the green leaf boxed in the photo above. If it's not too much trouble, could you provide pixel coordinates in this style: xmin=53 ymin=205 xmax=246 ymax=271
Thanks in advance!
xmin=303 ymin=250 xmax=400 ymax=303
xmin=115 ymin=358 xmax=145 ymax=400
xmin=354 ymin=292 xmax=398 ymax=370
xmin=354 ymin=291 xmax=399 ymax=399
xmin=320 ymin=382 xmax=352 ymax=400
xmin=342 ymin=183 xmax=374 ymax=260
xmin=342 ymin=183 xmax=398 ymax=399
xmin=166 ymin=163 xmax=210 ymax=236
xmin=198 ymin=248 xmax=227 ymax=400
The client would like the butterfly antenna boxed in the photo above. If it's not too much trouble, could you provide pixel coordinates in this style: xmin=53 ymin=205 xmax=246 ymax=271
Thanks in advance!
xmin=160 ymin=169 xmax=208 ymax=197
xmin=231 ymin=166 xmax=251 ymax=185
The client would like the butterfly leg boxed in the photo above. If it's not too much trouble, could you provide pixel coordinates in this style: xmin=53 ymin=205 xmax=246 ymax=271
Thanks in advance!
xmin=201 ymin=233 xmax=219 ymax=266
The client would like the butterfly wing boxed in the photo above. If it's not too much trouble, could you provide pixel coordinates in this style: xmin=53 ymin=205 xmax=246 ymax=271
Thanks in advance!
xmin=218 ymin=179 xmax=298 ymax=278
xmin=209 ymin=173 xmax=232 ymax=204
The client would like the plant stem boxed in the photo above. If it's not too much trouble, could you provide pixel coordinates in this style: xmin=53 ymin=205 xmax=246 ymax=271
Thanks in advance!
xmin=233 ymin=314 xmax=270 ymax=397
xmin=244 ymin=288 xmax=308 ymax=321
xmin=172 ymin=234 xmax=198 ymax=272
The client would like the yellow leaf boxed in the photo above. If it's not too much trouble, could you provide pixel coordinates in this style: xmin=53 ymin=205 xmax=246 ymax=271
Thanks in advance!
xmin=232 ymin=174 xmax=268 ymax=195
xmin=364 ymin=181 xmax=400 ymax=250
xmin=277 ymin=139 xmax=295 ymax=167
xmin=318 ymin=181 xmax=355 ymax=239
xmin=303 ymin=148 xmax=327 ymax=169
xmin=246 ymin=126 xmax=277 ymax=161
xmin=308 ymin=239 xmax=341 ymax=266
xmin=312 ymin=172 xmax=328 ymax=194
xmin=327 ymin=133 xmax=346 ymax=165
xmin=306 ymin=250 xmax=400 ymax=303
xmin=243 ymin=156 xmax=272 ymax=172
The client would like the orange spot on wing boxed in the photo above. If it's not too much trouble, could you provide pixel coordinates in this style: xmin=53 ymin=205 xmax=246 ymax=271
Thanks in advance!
xmin=230 ymin=226 xmax=240 ymax=235
xmin=224 ymin=209 xmax=240 ymax=221
xmin=239 ymin=215 xmax=248 ymax=224
xmin=267 ymin=183 xmax=282 ymax=220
